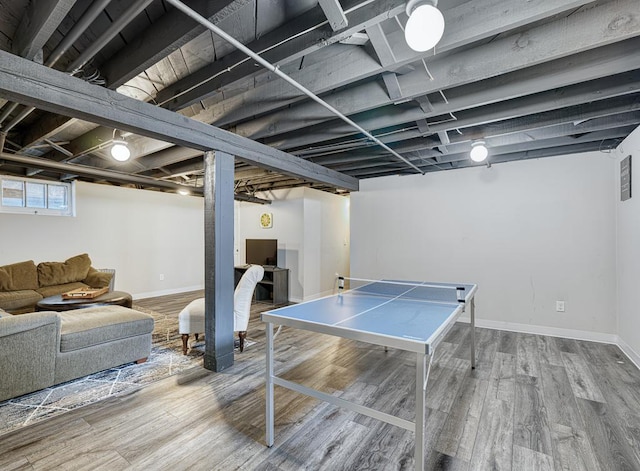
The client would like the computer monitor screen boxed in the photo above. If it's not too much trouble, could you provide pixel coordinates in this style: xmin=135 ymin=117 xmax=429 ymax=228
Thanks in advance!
xmin=246 ymin=239 xmax=277 ymax=266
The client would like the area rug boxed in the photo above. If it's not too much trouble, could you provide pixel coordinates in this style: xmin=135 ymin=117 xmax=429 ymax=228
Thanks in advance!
xmin=0 ymin=304 xmax=253 ymax=437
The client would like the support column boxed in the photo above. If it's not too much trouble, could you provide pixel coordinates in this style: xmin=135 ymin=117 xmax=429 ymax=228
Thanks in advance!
xmin=203 ymin=150 xmax=235 ymax=372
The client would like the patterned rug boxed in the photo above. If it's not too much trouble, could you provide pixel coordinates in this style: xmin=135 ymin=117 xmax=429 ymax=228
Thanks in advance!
xmin=0 ymin=304 xmax=253 ymax=437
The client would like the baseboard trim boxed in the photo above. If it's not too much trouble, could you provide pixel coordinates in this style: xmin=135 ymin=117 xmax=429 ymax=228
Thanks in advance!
xmin=616 ymin=336 xmax=640 ymax=370
xmin=458 ymin=316 xmax=640 ymax=369
xmin=458 ymin=316 xmax=618 ymax=344
xmin=133 ymin=285 xmax=203 ymax=300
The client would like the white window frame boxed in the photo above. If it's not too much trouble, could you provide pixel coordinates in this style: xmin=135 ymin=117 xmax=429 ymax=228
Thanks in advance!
xmin=0 ymin=176 xmax=76 ymax=217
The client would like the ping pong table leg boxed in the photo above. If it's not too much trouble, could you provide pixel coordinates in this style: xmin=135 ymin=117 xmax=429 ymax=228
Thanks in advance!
xmin=266 ymin=322 xmax=275 ymax=447
xmin=470 ymin=298 xmax=476 ymax=369
xmin=415 ymin=352 xmax=432 ymax=471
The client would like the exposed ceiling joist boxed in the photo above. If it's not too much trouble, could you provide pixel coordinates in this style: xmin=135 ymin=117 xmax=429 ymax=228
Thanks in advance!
xmin=318 ymin=0 xmax=348 ymax=31
xmin=0 ymin=50 xmax=358 ymax=191
xmin=0 ymin=0 xmax=637 ymax=194
xmin=12 ymin=0 xmax=77 ymax=60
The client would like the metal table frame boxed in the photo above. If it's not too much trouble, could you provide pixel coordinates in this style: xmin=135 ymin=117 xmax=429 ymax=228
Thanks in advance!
xmin=263 ymin=284 xmax=476 ymax=471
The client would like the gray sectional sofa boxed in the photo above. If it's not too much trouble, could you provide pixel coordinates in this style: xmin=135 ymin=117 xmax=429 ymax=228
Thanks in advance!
xmin=0 ymin=305 xmax=154 ymax=402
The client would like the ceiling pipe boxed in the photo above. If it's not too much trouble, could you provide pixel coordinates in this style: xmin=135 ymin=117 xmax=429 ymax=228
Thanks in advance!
xmin=67 ymin=0 xmax=155 ymax=75
xmin=0 ymin=102 xmax=19 ymax=125
xmin=48 ymin=0 xmax=115 ymax=67
xmin=0 ymin=151 xmax=197 ymax=193
xmin=0 ymin=151 xmax=272 ymax=203
xmin=0 ymin=0 xmax=114 ymax=128
xmin=2 ymin=0 xmax=150 ymax=134
xmin=234 ymin=193 xmax=272 ymax=204
xmin=165 ymin=0 xmax=424 ymax=175
xmin=158 ymin=0 xmax=392 ymax=108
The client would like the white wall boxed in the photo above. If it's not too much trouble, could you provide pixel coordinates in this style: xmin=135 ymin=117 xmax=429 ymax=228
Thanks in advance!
xmin=351 ymin=152 xmax=617 ymax=340
xmin=303 ymin=189 xmax=351 ymax=300
xmin=616 ymin=126 xmax=640 ymax=362
xmin=0 ymin=182 xmax=204 ymax=298
xmin=236 ymin=187 xmax=350 ymax=302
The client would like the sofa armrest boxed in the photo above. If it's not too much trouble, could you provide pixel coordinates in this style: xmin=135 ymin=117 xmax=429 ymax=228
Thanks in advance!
xmin=98 ymin=269 xmax=116 ymax=291
xmin=0 ymin=311 xmax=60 ymax=402
xmin=0 ymin=311 xmax=59 ymax=338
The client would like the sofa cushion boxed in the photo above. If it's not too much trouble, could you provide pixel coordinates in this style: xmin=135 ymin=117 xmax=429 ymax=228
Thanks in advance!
xmin=83 ymin=268 xmax=113 ymax=289
xmin=0 ymin=260 xmax=38 ymax=291
xmin=59 ymin=306 xmax=154 ymax=353
xmin=37 ymin=254 xmax=92 ymax=287
xmin=36 ymin=282 xmax=89 ymax=298
xmin=0 ymin=290 xmax=43 ymax=311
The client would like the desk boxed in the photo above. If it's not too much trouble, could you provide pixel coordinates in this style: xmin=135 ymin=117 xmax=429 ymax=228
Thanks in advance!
xmin=235 ymin=265 xmax=288 ymax=305
xmin=262 ymin=278 xmax=477 ymax=471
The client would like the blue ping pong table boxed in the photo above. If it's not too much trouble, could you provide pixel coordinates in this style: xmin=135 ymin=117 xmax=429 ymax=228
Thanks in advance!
xmin=262 ymin=278 xmax=477 ymax=471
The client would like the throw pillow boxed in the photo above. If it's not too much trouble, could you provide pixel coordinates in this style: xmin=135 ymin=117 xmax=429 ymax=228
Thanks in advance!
xmin=83 ymin=268 xmax=113 ymax=288
xmin=37 ymin=254 xmax=92 ymax=287
xmin=0 ymin=260 xmax=38 ymax=291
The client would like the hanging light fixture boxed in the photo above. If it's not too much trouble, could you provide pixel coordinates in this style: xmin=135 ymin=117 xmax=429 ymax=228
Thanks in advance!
xmin=470 ymin=140 xmax=489 ymax=162
xmin=110 ymin=130 xmax=130 ymax=162
xmin=404 ymin=0 xmax=445 ymax=52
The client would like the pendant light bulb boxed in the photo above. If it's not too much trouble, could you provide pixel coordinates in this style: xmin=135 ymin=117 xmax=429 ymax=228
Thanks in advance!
xmin=111 ymin=139 xmax=130 ymax=162
xmin=404 ymin=0 xmax=445 ymax=52
xmin=470 ymin=140 xmax=488 ymax=162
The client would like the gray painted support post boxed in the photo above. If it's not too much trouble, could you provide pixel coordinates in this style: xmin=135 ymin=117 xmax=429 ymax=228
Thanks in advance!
xmin=203 ymin=150 xmax=235 ymax=372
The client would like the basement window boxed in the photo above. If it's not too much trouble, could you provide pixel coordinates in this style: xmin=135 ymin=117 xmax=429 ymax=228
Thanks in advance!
xmin=0 ymin=177 xmax=75 ymax=216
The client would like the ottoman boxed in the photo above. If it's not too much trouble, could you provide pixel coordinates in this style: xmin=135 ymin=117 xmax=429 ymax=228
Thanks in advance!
xmin=54 ymin=305 xmax=155 ymax=384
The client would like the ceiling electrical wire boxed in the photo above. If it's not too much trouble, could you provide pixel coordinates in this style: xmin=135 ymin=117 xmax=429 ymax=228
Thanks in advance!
xmin=165 ymin=0 xmax=424 ymax=174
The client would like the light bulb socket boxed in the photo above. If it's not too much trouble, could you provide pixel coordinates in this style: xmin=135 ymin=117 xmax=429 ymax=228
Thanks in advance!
xmin=406 ymin=0 xmax=438 ymax=16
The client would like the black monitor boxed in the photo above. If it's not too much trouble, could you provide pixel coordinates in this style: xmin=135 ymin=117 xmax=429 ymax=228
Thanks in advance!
xmin=246 ymin=239 xmax=277 ymax=266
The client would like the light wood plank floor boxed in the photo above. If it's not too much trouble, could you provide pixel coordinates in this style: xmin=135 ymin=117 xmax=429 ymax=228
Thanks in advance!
xmin=2 ymin=291 xmax=640 ymax=470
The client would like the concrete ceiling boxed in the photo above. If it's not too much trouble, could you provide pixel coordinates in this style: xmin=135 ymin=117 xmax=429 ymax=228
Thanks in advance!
xmin=0 ymin=0 xmax=638 ymax=200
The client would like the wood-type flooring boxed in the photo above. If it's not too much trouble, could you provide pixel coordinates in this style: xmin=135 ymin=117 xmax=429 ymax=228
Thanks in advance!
xmin=1 ymin=290 xmax=640 ymax=470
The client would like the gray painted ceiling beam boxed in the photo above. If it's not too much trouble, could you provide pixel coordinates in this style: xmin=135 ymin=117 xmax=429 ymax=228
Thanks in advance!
xmin=188 ymin=0 xmax=598 ymax=125
xmin=156 ymin=0 xmax=405 ymax=111
xmin=318 ymin=0 xmax=348 ymax=31
xmin=191 ymin=0 xmax=604 ymax=138
xmin=17 ymin=0 xmax=243 ymax=151
xmin=136 ymin=146 xmax=204 ymax=170
xmin=26 ymin=0 xmax=406 ymax=164
xmin=437 ymin=128 xmax=633 ymax=165
xmin=353 ymin=136 xmax=627 ymax=177
xmin=366 ymin=23 xmax=396 ymax=67
xmin=12 ymin=0 xmax=77 ymax=60
xmin=346 ymin=119 xmax=637 ymax=170
xmin=382 ymin=73 xmax=403 ymax=102
xmin=18 ymin=0 xmax=605 ymax=168
xmin=0 ymin=151 xmax=196 ymax=193
xmin=0 ymin=50 xmax=358 ymax=191
xmin=102 ymin=0 xmax=247 ymax=89
xmin=266 ymin=44 xmax=640 ymax=151
xmin=229 ymin=0 xmax=640 ymax=142
xmin=309 ymin=104 xmax=640 ymax=165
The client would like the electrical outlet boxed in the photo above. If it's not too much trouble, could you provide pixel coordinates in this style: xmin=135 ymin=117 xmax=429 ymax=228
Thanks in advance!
xmin=556 ymin=301 xmax=565 ymax=312
xmin=159 ymin=274 xmax=165 ymax=281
